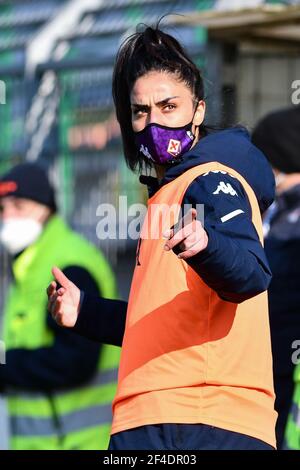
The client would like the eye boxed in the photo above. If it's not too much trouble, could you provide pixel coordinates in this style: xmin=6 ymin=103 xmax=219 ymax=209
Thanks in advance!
xmin=163 ymin=104 xmax=176 ymax=111
xmin=132 ymin=107 xmax=148 ymax=117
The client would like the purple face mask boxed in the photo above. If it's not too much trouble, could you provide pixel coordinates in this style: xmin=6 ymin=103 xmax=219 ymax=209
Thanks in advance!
xmin=135 ymin=122 xmax=195 ymax=165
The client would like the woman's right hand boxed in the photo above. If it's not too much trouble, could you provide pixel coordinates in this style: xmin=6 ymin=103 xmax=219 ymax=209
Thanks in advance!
xmin=47 ymin=266 xmax=81 ymax=327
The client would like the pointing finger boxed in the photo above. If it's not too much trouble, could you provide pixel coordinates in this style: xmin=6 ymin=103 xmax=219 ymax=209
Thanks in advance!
xmin=52 ymin=266 xmax=70 ymax=289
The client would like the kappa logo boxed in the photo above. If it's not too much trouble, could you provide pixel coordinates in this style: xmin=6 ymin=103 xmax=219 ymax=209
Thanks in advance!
xmin=139 ymin=144 xmax=152 ymax=161
xmin=213 ymin=181 xmax=237 ymax=196
xmin=167 ymin=139 xmax=181 ymax=156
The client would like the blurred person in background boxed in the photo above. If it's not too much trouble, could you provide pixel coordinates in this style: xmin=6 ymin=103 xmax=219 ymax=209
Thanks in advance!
xmin=48 ymin=26 xmax=277 ymax=450
xmin=252 ymin=104 xmax=300 ymax=450
xmin=0 ymin=162 xmax=120 ymax=450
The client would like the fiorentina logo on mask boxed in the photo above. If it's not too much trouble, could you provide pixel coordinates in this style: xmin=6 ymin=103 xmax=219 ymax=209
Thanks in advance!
xmin=167 ymin=139 xmax=181 ymax=156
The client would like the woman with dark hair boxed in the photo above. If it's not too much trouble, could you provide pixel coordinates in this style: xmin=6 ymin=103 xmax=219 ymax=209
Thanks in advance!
xmin=112 ymin=25 xmax=208 ymax=172
xmin=47 ymin=26 xmax=277 ymax=450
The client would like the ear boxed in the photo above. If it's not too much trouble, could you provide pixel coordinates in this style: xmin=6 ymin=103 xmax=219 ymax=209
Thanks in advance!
xmin=193 ymin=100 xmax=206 ymax=126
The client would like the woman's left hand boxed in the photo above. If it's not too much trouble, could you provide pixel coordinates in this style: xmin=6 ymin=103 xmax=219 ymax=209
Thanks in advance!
xmin=163 ymin=208 xmax=208 ymax=260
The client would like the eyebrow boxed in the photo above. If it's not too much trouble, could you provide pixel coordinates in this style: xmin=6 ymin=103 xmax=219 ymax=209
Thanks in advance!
xmin=131 ymin=96 xmax=180 ymax=108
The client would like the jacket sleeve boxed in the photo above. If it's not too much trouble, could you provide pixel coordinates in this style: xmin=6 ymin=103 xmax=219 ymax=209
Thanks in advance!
xmin=0 ymin=266 xmax=103 ymax=392
xmin=179 ymin=171 xmax=272 ymax=303
xmin=73 ymin=294 xmax=127 ymax=347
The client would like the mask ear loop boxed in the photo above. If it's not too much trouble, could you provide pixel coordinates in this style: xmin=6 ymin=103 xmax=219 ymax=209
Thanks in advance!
xmin=190 ymin=98 xmax=204 ymax=146
xmin=189 ymin=98 xmax=200 ymax=137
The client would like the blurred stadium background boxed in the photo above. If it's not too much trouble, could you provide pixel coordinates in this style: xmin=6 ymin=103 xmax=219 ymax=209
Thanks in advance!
xmin=1 ymin=0 xmax=300 ymax=449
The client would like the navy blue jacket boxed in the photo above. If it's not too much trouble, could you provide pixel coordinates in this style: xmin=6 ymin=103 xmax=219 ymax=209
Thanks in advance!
xmin=74 ymin=127 xmax=275 ymax=346
xmin=264 ymin=184 xmax=300 ymax=448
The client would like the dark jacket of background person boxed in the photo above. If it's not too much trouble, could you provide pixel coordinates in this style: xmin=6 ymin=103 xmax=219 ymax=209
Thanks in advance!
xmin=252 ymin=105 xmax=300 ymax=449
